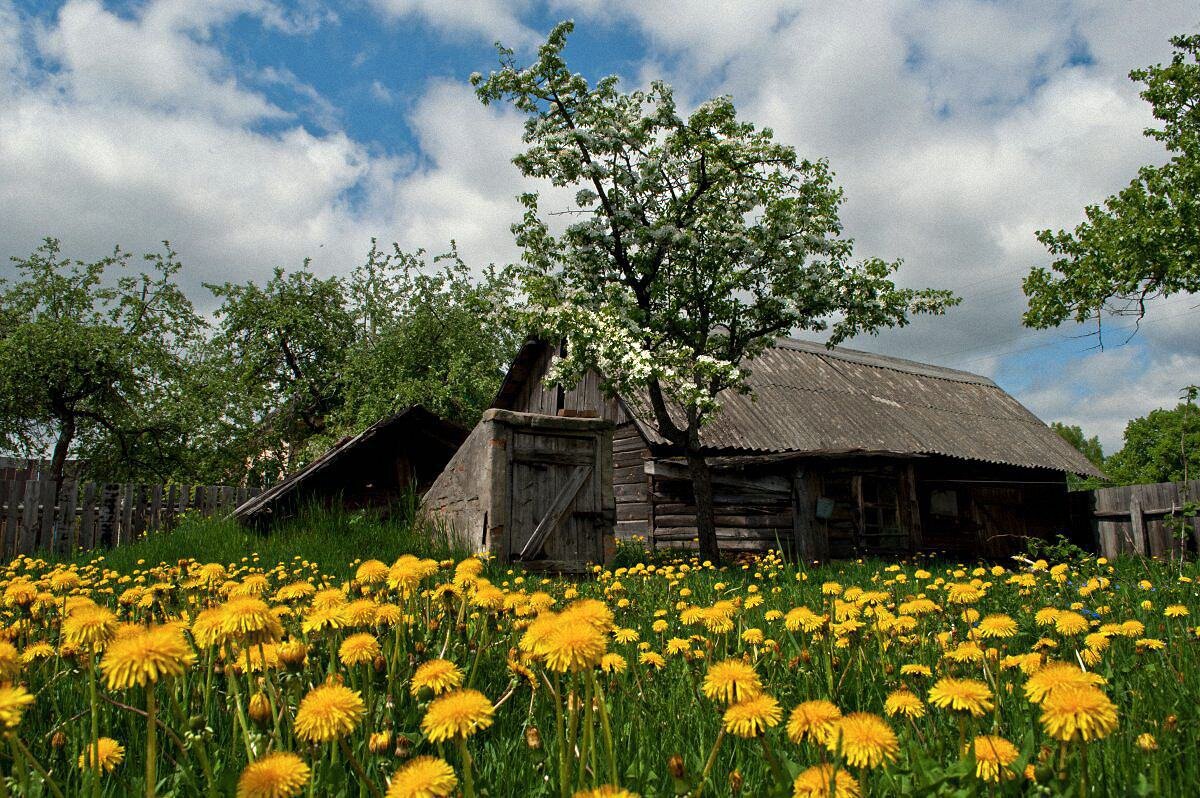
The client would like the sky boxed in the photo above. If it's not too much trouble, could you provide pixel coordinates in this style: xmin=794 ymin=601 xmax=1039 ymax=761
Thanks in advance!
xmin=0 ymin=0 xmax=1196 ymax=453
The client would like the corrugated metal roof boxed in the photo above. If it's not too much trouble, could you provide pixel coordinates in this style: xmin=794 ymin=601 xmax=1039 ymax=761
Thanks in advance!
xmin=630 ymin=338 xmax=1103 ymax=477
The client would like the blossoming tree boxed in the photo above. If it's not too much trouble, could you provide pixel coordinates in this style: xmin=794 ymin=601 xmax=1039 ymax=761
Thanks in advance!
xmin=474 ymin=22 xmax=957 ymax=560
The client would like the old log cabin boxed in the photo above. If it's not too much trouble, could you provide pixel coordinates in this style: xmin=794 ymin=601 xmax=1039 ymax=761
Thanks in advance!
xmin=484 ymin=337 xmax=1102 ymax=562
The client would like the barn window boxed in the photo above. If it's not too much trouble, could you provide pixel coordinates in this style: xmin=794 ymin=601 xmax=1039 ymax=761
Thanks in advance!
xmin=929 ymin=489 xmax=958 ymax=518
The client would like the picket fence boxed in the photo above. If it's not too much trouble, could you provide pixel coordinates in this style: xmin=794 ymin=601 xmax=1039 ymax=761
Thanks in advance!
xmin=0 ymin=479 xmax=258 ymax=558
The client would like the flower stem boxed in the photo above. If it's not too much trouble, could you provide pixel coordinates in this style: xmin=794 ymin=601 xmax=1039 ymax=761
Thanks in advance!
xmin=693 ymin=728 xmax=726 ymax=798
xmin=145 ymin=688 xmax=157 ymax=798
xmin=456 ymin=735 xmax=477 ymax=798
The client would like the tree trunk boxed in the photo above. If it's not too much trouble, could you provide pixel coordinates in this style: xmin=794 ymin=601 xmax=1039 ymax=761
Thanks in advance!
xmin=49 ymin=414 xmax=75 ymax=487
xmin=686 ymin=446 xmax=720 ymax=563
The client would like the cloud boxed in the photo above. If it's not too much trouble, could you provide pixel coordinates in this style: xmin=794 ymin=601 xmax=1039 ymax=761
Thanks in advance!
xmin=368 ymin=0 xmax=537 ymax=46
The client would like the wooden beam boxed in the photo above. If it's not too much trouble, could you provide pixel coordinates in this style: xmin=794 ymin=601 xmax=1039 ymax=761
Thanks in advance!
xmin=517 ymin=465 xmax=592 ymax=561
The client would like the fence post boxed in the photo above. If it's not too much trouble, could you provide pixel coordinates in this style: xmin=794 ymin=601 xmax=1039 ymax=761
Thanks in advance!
xmin=1129 ymin=493 xmax=1147 ymax=556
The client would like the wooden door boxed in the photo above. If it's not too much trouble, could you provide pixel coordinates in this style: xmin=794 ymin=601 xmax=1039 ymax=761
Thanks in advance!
xmin=508 ymin=430 xmax=605 ymax=570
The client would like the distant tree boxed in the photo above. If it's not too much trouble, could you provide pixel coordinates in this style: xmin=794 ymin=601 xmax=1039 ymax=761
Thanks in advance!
xmin=1024 ymin=33 xmax=1200 ymax=334
xmin=0 ymin=238 xmax=204 ymax=483
xmin=205 ymin=265 xmax=355 ymax=480
xmin=474 ymin=22 xmax=958 ymax=560
xmin=336 ymin=241 xmax=521 ymax=432
xmin=1050 ymin=421 xmax=1106 ymax=490
xmin=1105 ymin=389 xmax=1200 ymax=485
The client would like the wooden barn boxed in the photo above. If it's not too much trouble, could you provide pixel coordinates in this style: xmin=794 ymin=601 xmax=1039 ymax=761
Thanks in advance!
xmin=233 ymin=406 xmax=466 ymax=526
xmin=440 ymin=337 xmax=1102 ymax=564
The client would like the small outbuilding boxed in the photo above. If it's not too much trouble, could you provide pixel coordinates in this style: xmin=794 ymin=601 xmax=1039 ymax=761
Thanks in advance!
xmin=439 ymin=337 xmax=1102 ymax=564
xmin=233 ymin=406 xmax=466 ymax=526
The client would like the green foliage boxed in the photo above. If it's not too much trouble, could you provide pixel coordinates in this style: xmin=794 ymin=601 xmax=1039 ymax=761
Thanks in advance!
xmin=1024 ymin=33 xmax=1200 ymax=331
xmin=1051 ymin=422 xmax=1107 ymax=490
xmin=1105 ymin=396 xmax=1200 ymax=485
xmin=0 ymin=238 xmax=204 ymax=482
xmin=1024 ymin=532 xmax=1093 ymax=568
xmin=334 ymin=241 xmax=522 ymax=433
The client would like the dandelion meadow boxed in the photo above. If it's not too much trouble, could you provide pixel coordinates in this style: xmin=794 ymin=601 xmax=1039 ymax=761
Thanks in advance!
xmin=0 ymin=541 xmax=1196 ymax=797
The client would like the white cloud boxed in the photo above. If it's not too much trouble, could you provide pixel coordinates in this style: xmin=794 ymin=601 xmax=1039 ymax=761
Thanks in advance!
xmin=368 ymin=0 xmax=537 ymax=46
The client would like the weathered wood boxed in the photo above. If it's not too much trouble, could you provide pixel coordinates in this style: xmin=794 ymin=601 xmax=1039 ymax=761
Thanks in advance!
xmin=3 ymin=480 xmax=22 ymax=558
xmin=19 ymin=481 xmax=39 ymax=555
xmin=518 ymin=465 xmax=593 ymax=561
xmin=57 ymin=481 xmax=79 ymax=555
xmin=1129 ymin=494 xmax=1147 ymax=556
xmin=80 ymin=482 xmax=97 ymax=552
xmin=512 ymin=449 xmax=595 ymax=467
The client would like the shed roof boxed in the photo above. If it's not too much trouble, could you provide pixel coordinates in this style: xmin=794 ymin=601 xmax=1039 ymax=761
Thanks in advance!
xmin=232 ymin=406 xmax=467 ymax=523
xmin=497 ymin=338 xmax=1103 ymax=477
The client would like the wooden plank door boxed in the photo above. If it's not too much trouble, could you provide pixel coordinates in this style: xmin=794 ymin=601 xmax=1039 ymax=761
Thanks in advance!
xmin=508 ymin=430 xmax=603 ymax=569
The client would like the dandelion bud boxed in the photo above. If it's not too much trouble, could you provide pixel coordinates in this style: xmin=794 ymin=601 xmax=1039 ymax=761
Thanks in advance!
xmin=667 ymin=754 xmax=685 ymax=780
xmin=369 ymin=731 xmax=392 ymax=755
xmin=1136 ymin=733 xmax=1158 ymax=751
xmin=414 ymin=642 xmax=427 ymax=655
xmin=248 ymin=692 xmax=272 ymax=728
xmin=189 ymin=715 xmax=206 ymax=732
xmin=1164 ymin=715 xmax=1178 ymax=732
xmin=728 ymin=769 xmax=743 ymax=794
xmin=373 ymin=655 xmax=387 ymax=673
xmin=525 ymin=726 xmax=542 ymax=750
xmin=394 ymin=734 xmax=412 ymax=758
xmin=51 ymin=731 xmax=66 ymax=749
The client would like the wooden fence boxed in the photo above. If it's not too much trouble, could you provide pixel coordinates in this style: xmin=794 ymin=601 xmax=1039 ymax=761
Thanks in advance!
xmin=1075 ymin=480 xmax=1200 ymax=558
xmin=0 ymin=480 xmax=257 ymax=559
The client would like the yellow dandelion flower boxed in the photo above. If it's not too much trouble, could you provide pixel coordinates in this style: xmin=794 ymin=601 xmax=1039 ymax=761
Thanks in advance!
xmin=787 ymin=700 xmax=842 ymax=744
xmin=236 ymin=751 xmax=311 ymax=798
xmin=411 ymin=659 xmax=464 ymax=697
xmin=338 ymin=633 xmax=381 ymax=667
xmin=599 ymin=653 xmax=627 ymax=674
xmin=970 ymin=735 xmax=1018 ymax=782
xmin=1039 ymin=685 xmax=1118 ymax=742
xmin=827 ymin=712 xmax=898 ymax=769
xmin=1053 ymin=611 xmax=1089 ymax=636
xmin=976 ymin=614 xmax=1018 ymax=639
xmin=386 ymin=755 xmax=458 ymax=798
xmin=571 ymin=787 xmax=640 ymax=798
xmin=0 ymin=685 xmax=34 ymax=728
xmin=899 ymin=663 xmax=932 ymax=678
xmin=701 ymin=659 xmax=762 ymax=705
xmin=421 ymin=688 xmax=495 ymax=743
xmin=927 ymin=677 xmax=993 ymax=717
xmin=883 ymin=689 xmax=926 ymax=719
xmin=791 ymin=763 xmax=860 ymax=798
xmin=62 ymin=605 xmax=119 ymax=649
xmin=355 ymin=560 xmax=389 ymax=586
xmin=723 ymin=693 xmax=782 ymax=738
xmin=638 ymin=651 xmax=666 ymax=670
xmin=78 ymin=737 xmax=124 ymax=773
xmin=1023 ymin=662 xmax=1106 ymax=704
xmin=294 ymin=683 xmax=366 ymax=743
xmin=100 ymin=625 xmax=196 ymax=689
xmin=1164 ymin=604 xmax=1188 ymax=618
xmin=220 ymin=597 xmax=283 ymax=646
xmin=541 ymin=619 xmax=607 ymax=672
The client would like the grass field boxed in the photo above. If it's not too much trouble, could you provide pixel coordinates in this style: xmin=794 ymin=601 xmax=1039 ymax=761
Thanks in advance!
xmin=1 ymin=511 xmax=1197 ymax=797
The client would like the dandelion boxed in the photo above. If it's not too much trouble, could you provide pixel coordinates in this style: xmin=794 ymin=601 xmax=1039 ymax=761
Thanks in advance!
xmin=928 ymin=677 xmax=993 ymax=717
xmin=541 ymin=619 xmax=607 ymax=672
xmin=884 ymin=689 xmax=926 ymax=719
xmin=339 ymin=632 xmax=381 ymax=667
xmin=827 ymin=713 xmax=898 ymax=768
xmin=1023 ymin=662 xmax=1105 ymax=704
xmin=294 ymin=683 xmax=366 ymax=743
xmin=237 ymin=752 xmax=311 ymax=798
xmin=100 ymin=625 xmax=195 ymax=690
xmin=1039 ymin=685 xmax=1118 ymax=742
xmin=78 ymin=737 xmax=124 ymax=773
xmin=411 ymin=659 xmax=465 ymax=697
xmin=791 ymin=763 xmax=860 ymax=798
xmin=571 ymin=787 xmax=640 ymax=798
xmin=0 ymin=684 xmax=34 ymax=728
xmin=599 ymin=653 xmax=627 ymax=674
xmin=638 ymin=651 xmax=666 ymax=670
xmin=787 ymin=700 xmax=842 ymax=744
xmin=220 ymin=597 xmax=283 ymax=645
xmin=970 ymin=735 xmax=1018 ymax=782
xmin=976 ymin=614 xmax=1018 ymax=639
xmin=62 ymin=605 xmax=119 ymax=649
xmin=702 ymin=659 xmax=762 ymax=705
xmin=1164 ymin=604 xmax=1188 ymax=618
xmin=386 ymin=755 xmax=459 ymax=798
xmin=1053 ymin=611 xmax=1090 ymax=636
xmin=421 ymin=688 xmax=495 ymax=743
xmin=723 ymin=694 xmax=782 ymax=738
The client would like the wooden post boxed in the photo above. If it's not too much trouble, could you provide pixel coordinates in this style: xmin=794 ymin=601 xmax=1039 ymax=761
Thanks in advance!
xmin=80 ymin=483 xmax=97 ymax=553
xmin=792 ymin=468 xmax=815 ymax=562
xmin=38 ymin=480 xmax=57 ymax=553
xmin=19 ymin=480 xmax=39 ymax=555
xmin=3 ymin=480 xmax=23 ymax=558
xmin=58 ymin=481 xmax=79 ymax=555
xmin=1129 ymin=493 xmax=1147 ymax=556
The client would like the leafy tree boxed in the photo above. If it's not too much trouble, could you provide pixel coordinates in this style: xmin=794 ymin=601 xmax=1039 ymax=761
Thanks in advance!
xmin=336 ymin=241 xmax=521 ymax=432
xmin=1050 ymin=421 xmax=1106 ymax=490
xmin=0 ymin=238 xmax=204 ymax=483
xmin=1106 ymin=390 xmax=1200 ymax=485
xmin=1024 ymin=33 xmax=1200 ymax=332
xmin=474 ymin=22 xmax=958 ymax=560
xmin=205 ymin=265 xmax=355 ymax=481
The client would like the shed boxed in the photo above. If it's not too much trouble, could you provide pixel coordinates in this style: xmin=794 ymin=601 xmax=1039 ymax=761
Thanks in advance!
xmin=233 ymin=406 xmax=466 ymax=526
xmin=422 ymin=409 xmax=614 ymax=572
xmin=486 ymin=337 xmax=1103 ymax=560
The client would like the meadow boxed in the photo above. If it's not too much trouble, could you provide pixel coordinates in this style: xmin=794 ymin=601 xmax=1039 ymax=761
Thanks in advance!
xmin=0 ymin=510 xmax=1195 ymax=797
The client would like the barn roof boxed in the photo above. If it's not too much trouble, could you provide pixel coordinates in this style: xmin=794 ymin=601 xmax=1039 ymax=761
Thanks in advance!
xmin=496 ymin=338 xmax=1103 ymax=477
xmin=231 ymin=406 xmax=467 ymax=523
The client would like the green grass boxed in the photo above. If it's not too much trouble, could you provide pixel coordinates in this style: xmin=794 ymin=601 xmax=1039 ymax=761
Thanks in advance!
xmin=55 ymin=504 xmax=469 ymax=576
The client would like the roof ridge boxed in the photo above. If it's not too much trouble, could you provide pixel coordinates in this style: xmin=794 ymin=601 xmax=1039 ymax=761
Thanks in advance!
xmin=772 ymin=337 xmax=997 ymax=386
